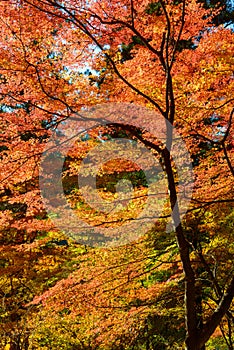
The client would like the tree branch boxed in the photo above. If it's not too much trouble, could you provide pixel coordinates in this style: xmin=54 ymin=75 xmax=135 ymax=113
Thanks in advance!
xmin=198 ymin=275 xmax=234 ymax=349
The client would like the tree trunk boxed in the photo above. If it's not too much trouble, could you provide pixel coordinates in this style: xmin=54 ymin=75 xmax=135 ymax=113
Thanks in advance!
xmin=162 ymin=145 xmax=234 ymax=350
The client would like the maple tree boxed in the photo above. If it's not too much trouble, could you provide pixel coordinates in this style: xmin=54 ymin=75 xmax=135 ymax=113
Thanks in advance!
xmin=0 ymin=0 xmax=233 ymax=349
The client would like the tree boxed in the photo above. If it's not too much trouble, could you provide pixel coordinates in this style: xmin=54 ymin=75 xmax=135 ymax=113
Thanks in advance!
xmin=0 ymin=0 xmax=233 ymax=349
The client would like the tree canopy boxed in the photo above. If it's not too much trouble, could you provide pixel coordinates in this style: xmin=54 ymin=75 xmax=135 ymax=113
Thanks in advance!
xmin=0 ymin=0 xmax=233 ymax=349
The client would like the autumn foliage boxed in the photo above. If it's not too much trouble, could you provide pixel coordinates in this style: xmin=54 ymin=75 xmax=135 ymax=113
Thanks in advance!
xmin=0 ymin=0 xmax=233 ymax=349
